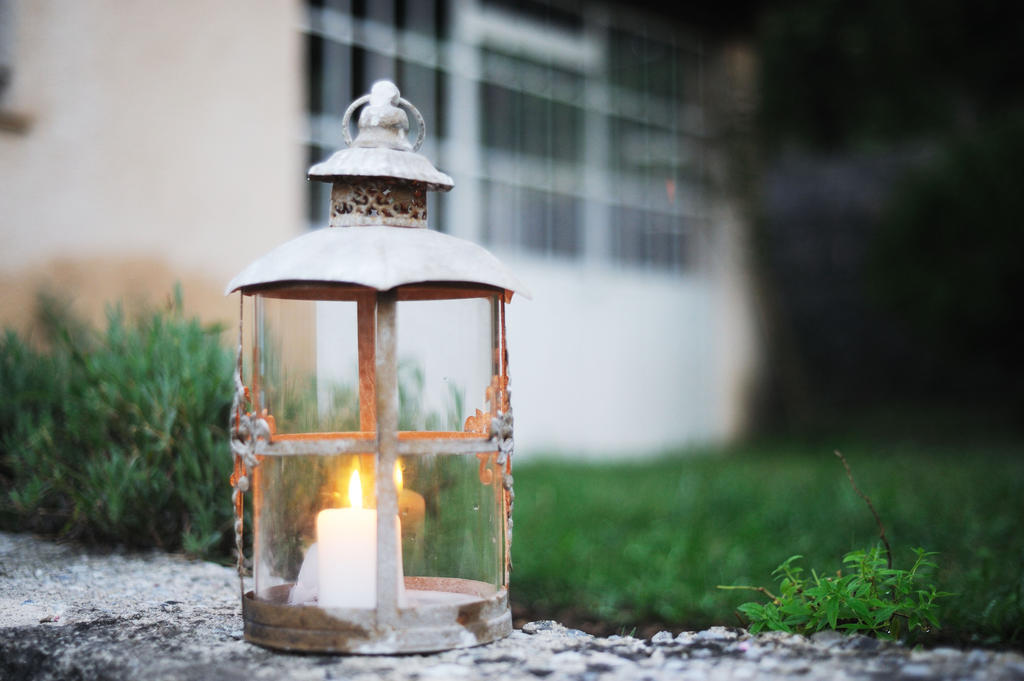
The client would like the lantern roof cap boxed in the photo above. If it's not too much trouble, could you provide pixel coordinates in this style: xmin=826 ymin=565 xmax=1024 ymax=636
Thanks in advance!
xmin=308 ymin=80 xmax=454 ymax=191
xmin=225 ymin=226 xmax=531 ymax=299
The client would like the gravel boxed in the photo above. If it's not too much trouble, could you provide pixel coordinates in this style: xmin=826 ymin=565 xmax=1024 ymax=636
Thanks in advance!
xmin=2 ymin=531 xmax=1022 ymax=681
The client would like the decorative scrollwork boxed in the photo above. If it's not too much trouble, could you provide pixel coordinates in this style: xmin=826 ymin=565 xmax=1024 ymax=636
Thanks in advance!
xmin=464 ymin=408 xmax=490 ymax=435
xmin=330 ymin=179 xmax=427 ymax=228
xmin=228 ymin=336 xmax=270 ymax=593
xmin=490 ymin=408 xmax=514 ymax=585
xmin=229 ymin=380 xmax=270 ymax=471
xmin=490 ymin=410 xmax=513 ymax=466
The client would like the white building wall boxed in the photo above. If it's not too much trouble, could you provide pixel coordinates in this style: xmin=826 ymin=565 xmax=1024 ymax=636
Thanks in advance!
xmin=501 ymin=257 xmax=721 ymax=457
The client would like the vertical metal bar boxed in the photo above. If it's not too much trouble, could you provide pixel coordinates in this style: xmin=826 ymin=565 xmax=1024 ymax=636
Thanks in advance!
xmin=357 ymin=293 xmax=377 ymax=432
xmin=500 ymin=297 xmax=511 ymax=587
xmin=357 ymin=293 xmax=377 ymax=504
xmin=500 ymin=298 xmax=509 ymax=392
xmin=374 ymin=291 xmax=400 ymax=623
xmin=235 ymin=294 xmax=247 ymax=598
xmin=488 ymin=295 xmax=502 ymax=586
xmin=490 ymin=295 xmax=500 ymax=413
xmin=253 ymin=295 xmax=264 ymax=413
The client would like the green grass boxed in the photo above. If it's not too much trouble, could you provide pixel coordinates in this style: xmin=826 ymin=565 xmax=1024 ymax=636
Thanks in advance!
xmin=511 ymin=442 xmax=1024 ymax=647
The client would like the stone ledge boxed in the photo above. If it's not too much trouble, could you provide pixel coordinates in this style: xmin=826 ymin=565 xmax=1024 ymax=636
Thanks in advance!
xmin=2 ymin=531 xmax=1022 ymax=681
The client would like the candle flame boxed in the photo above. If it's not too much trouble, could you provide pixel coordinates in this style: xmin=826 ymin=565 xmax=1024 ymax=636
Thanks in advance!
xmin=394 ymin=461 xmax=403 ymax=490
xmin=349 ymin=469 xmax=362 ymax=509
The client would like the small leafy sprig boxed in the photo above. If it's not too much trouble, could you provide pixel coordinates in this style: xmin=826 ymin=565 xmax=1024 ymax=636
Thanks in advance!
xmin=721 ymin=545 xmax=950 ymax=638
xmin=718 ymin=451 xmax=952 ymax=640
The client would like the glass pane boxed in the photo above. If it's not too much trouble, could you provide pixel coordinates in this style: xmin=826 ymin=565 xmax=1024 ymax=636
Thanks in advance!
xmin=395 ymin=297 xmax=496 ymax=431
xmin=305 ymin=34 xmax=324 ymax=114
xmin=398 ymin=453 xmax=503 ymax=588
xmin=518 ymin=186 xmax=579 ymax=256
xmin=254 ymin=296 xmax=361 ymax=434
xmin=253 ymin=453 xmax=378 ymax=603
xmin=398 ymin=60 xmax=439 ymax=144
xmin=611 ymin=206 xmax=690 ymax=271
xmin=253 ymin=447 xmax=505 ymax=602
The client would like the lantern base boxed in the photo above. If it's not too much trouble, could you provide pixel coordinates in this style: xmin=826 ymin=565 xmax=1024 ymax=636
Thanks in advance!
xmin=242 ymin=576 xmax=511 ymax=654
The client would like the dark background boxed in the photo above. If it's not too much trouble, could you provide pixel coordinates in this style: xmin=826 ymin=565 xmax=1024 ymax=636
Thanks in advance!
xmin=649 ymin=0 xmax=1024 ymax=439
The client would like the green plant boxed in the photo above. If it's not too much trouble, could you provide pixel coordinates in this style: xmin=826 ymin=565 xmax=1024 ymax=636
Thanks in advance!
xmin=718 ymin=451 xmax=951 ymax=640
xmin=722 ymin=546 xmax=949 ymax=639
xmin=0 ymin=288 xmax=235 ymax=556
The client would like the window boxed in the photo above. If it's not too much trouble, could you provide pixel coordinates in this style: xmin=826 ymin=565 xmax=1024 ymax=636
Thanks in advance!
xmin=302 ymin=0 xmax=706 ymax=272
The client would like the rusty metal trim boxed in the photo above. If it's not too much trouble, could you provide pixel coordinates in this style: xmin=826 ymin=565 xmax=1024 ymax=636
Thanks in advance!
xmin=255 ymin=438 xmax=375 ymax=457
xmin=396 ymin=437 xmax=497 ymax=455
xmin=253 ymin=436 xmax=497 ymax=457
xmin=243 ymin=578 xmax=511 ymax=654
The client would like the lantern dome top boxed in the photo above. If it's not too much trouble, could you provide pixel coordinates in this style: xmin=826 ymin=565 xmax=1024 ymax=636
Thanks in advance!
xmin=308 ymin=80 xmax=454 ymax=191
xmin=225 ymin=226 xmax=531 ymax=299
xmin=227 ymin=80 xmax=529 ymax=299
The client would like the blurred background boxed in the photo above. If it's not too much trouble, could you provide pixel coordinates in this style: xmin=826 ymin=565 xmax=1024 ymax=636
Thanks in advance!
xmin=2 ymin=0 xmax=1022 ymax=646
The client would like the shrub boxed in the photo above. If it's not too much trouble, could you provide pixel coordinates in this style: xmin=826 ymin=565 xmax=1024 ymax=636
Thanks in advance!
xmin=0 ymin=289 xmax=235 ymax=557
xmin=718 ymin=451 xmax=951 ymax=641
xmin=725 ymin=547 xmax=948 ymax=640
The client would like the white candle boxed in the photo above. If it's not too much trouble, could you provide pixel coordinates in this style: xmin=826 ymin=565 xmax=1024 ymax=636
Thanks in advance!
xmin=317 ymin=506 xmax=377 ymax=608
xmin=316 ymin=469 xmax=405 ymax=609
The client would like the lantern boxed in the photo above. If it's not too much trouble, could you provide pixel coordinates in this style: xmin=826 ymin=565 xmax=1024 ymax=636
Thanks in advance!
xmin=226 ymin=81 xmax=527 ymax=653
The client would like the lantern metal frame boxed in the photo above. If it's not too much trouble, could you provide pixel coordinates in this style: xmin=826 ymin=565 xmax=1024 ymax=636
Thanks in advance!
xmin=226 ymin=81 xmax=527 ymax=654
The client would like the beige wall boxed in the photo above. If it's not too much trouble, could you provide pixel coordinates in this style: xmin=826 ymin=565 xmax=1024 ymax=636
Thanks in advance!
xmin=0 ymin=0 xmax=304 ymax=333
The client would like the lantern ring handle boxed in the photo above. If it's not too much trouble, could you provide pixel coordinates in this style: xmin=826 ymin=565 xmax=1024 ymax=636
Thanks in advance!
xmin=341 ymin=95 xmax=426 ymax=152
xmin=341 ymin=94 xmax=370 ymax=147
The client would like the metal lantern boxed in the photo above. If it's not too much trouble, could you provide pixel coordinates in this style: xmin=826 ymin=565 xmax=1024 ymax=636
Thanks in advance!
xmin=226 ymin=81 xmax=527 ymax=654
